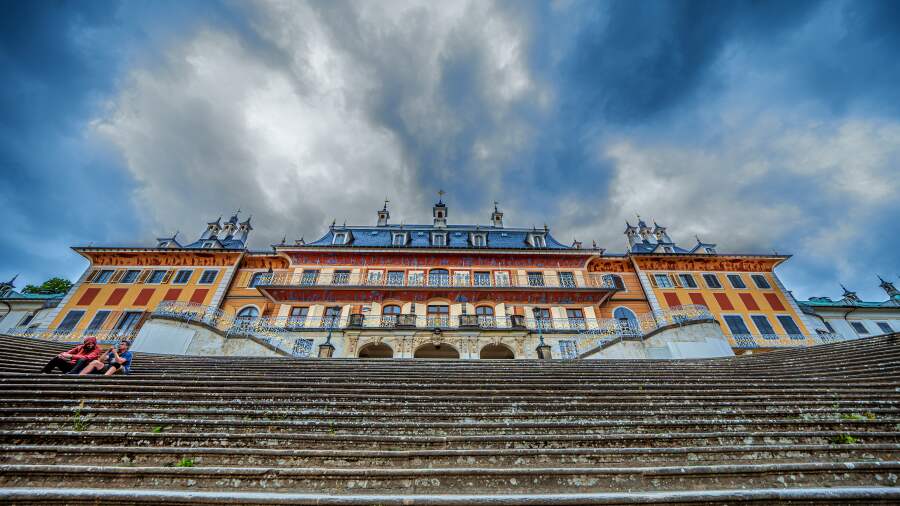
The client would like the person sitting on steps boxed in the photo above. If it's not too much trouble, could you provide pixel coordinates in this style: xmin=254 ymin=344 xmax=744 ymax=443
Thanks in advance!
xmin=41 ymin=336 xmax=102 ymax=374
xmin=79 ymin=341 xmax=133 ymax=376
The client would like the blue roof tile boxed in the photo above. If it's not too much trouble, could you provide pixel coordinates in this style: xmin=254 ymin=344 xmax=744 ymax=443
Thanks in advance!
xmin=305 ymin=225 xmax=571 ymax=250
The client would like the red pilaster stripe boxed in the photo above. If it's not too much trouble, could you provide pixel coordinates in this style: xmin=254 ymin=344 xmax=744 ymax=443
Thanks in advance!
xmin=104 ymin=288 xmax=128 ymax=306
xmin=739 ymin=293 xmax=760 ymax=310
xmin=714 ymin=293 xmax=734 ymax=310
xmin=76 ymin=288 xmax=100 ymax=306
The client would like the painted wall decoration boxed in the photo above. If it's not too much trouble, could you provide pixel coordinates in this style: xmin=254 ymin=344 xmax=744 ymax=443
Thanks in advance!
xmin=284 ymin=251 xmax=592 ymax=269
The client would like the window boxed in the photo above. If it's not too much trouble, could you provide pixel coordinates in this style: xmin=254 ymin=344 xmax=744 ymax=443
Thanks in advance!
xmin=777 ymin=315 xmax=803 ymax=338
xmin=203 ymin=241 xmax=215 ymax=248
xmin=705 ymin=247 xmax=716 ymax=254
xmin=824 ymin=321 xmax=836 ymax=333
xmin=453 ymin=271 xmax=470 ymax=287
xmin=613 ymin=307 xmax=639 ymax=334
xmin=876 ymin=321 xmax=894 ymax=334
xmin=663 ymin=246 xmax=674 ymax=253
xmin=475 ymin=305 xmax=494 ymax=327
xmin=94 ymin=270 xmax=114 ymax=283
xmin=114 ymin=311 xmax=143 ymax=335
xmin=428 ymin=269 xmax=449 ymax=286
xmin=723 ymin=315 xmax=751 ymax=336
xmin=332 ymin=270 xmax=350 ymax=285
xmin=751 ymin=274 xmax=771 ymax=289
xmin=850 ymin=321 xmax=869 ymax=335
xmin=17 ymin=314 xmax=35 ymax=328
xmin=654 ymin=274 xmax=673 ymax=288
xmin=392 ymin=233 xmax=406 ymax=246
xmin=387 ymin=271 xmax=404 ymax=286
xmin=236 ymin=306 xmax=259 ymax=321
xmin=85 ymin=311 xmax=111 ymax=333
xmin=288 ymin=307 xmax=308 ymax=328
xmin=494 ymin=271 xmax=510 ymax=287
xmin=427 ymin=305 xmax=449 ymax=327
xmin=408 ymin=271 xmax=424 ymax=286
xmin=147 ymin=270 xmax=167 ymax=284
xmin=527 ymin=272 xmax=545 ymax=287
xmin=727 ymin=274 xmax=746 ymax=289
xmin=472 ymin=234 xmax=486 ymax=247
xmin=559 ymin=272 xmax=576 ymax=288
xmin=566 ymin=308 xmax=585 ymax=329
xmin=323 ymin=307 xmax=341 ymax=327
xmin=532 ymin=235 xmax=546 ymax=248
xmin=367 ymin=270 xmax=383 ymax=285
xmin=121 ymin=270 xmax=140 ymax=284
xmin=533 ymin=308 xmax=552 ymax=329
xmin=198 ymin=270 xmax=218 ymax=284
xmin=300 ymin=270 xmax=319 ymax=286
xmin=678 ymin=274 xmax=697 ymax=288
xmin=333 ymin=232 xmax=347 ymax=245
xmin=473 ymin=271 xmax=491 ymax=287
xmin=382 ymin=305 xmax=401 ymax=326
xmin=432 ymin=233 xmax=446 ymax=247
xmin=249 ymin=272 xmax=269 ymax=287
xmin=603 ymin=274 xmax=625 ymax=290
xmin=750 ymin=315 xmax=776 ymax=337
xmin=173 ymin=270 xmax=193 ymax=284
xmin=703 ymin=274 xmax=722 ymax=289
xmin=57 ymin=310 xmax=85 ymax=331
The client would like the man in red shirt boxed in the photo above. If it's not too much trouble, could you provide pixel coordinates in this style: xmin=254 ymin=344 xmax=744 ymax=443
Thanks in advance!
xmin=41 ymin=337 xmax=102 ymax=374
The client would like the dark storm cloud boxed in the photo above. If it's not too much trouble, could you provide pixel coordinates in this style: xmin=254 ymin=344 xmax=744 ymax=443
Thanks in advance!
xmin=1 ymin=0 xmax=898 ymax=301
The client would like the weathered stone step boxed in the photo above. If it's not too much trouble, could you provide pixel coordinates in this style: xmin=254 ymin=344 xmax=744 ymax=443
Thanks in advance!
xmin=5 ymin=430 xmax=896 ymax=450
xmin=2 ymin=486 xmax=900 ymax=505
xmin=4 ymin=406 xmax=898 ymax=422
xmin=3 ymin=444 xmax=896 ymax=468
xmin=3 ymin=416 xmax=896 ymax=435
xmin=1 ymin=461 xmax=898 ymax=493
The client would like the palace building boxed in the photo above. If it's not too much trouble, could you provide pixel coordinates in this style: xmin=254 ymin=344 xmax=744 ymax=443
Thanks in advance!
xmin=4 ymin=199 xmax=843 ymax=359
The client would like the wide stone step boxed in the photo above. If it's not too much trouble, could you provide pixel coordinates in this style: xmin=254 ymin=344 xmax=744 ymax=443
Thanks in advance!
xmin=1 ymin=461 xmax=898 ymax=493
xmin=3 ymin=443 xmax=897 ymax=468
xmin=2 ymin=486 xmax=900 ymax=505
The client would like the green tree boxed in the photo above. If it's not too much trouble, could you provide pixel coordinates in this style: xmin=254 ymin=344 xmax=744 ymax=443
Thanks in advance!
xmin=22 ymin=277 xmax=73 ymax=295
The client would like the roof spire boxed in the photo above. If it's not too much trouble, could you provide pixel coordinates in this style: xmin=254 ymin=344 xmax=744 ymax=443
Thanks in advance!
xmin=437 ymin=189 xmax=445 ymax=204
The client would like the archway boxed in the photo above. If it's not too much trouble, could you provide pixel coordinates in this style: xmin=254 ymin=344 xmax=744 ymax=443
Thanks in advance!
xmin=358 ymin=342 xmax=394 ymax=358
xmin=480 ymin=343 xmax=514 ymax=359
xmin=414 ymin=343 xmax=460 ymax=359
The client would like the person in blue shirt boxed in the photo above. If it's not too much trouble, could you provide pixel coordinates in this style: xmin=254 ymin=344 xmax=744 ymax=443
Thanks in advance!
xmin=78 ymin=340 xmax=133 ymax=376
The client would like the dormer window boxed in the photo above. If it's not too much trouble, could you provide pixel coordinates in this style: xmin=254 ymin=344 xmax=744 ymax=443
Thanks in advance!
xmin=705 ymin=247 xmax=716 ymax=254
xmin=529 ymin=234 xmax=546 ymax=248
xmin=203 ymin=241 xmax=215 ymax=248
xmin=663 ymin=246 xmax=673 ymax=253
xmin=432 ymin=233 xmax=447 ymax=247
xmin=392 ymin=232 xmax=407 ymax=246
xmin=333 ymin=232 xmax=348 ymax=245
xmin=471 ymin=233 xmax=487 ymax=247
xmin=159 ymin=241 xmax=170 ymax=248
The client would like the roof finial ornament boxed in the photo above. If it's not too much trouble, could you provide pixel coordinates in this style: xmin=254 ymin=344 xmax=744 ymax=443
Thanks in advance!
xmin=330 ymin=219 xmax=336 ymax=229
xmin=281 ymin=234 xmax=287 ymax=245
xmin=173 ymin=230 xmax=179 ymax=239
xmin=383 ymin=198 xmax=390 ymax=211
xmin=592 ymin=240 xmax=598 ymax=249
xmin=494 ymin=200 xmax=499 ymax=212
xmin=437 ymin=189 xmax=445 ymax=203
xmin=695 ymin=235 xmax=701 ymax=243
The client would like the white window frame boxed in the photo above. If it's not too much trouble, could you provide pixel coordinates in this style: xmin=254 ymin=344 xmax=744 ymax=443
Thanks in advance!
xmin=751 ymin=274 xmax=771 ymax=289
xmin=677 ymin=273 xmax=697 ymax=288
xmin=391 ymin=233 xmax=407 ymax=246
xmin=172 ymin=269 xmax=193 ymax=285
xmin=453 ymin=271 xmax=470 ymax=287
xmin=432 ymin=233 xmax=447 ymax=247
xmin=367 ymin=270 xmax=384 ymax=285
xmin=530 ymin=234 xmax=546 ymax=248
xmin=702 ymin=273 xmax=722 ymax=289
xmin=94 ymin=270 xmax=114 ymax=284
xmin=849 ymin=321 xmax=869 ymax=335
xmin=494 ymin=271 xmax=510 ymax=287
xmin=471 ymin=233 xmax=487 ymax=247
xmin=875 ymin=321 xmax=893 ymax=334
xmin=408 ymin=271 xmax=424 ymax=286
xmin=705 ymin=247 xmax=716 ymax=254
xmin=333 ymin=232 xmax=348 ymax=245
xmin=654 ymin=273 xmax=674 ymax=288
xmin=198 ymin=269 xmax=219 ymax=285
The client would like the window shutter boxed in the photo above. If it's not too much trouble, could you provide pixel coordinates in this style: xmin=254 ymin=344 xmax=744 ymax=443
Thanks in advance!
xmin=102 ymin=311 xmax=122 ymax=331
xmin=670 ymin=274 xmax=681 ymax=288
xmin=136 ymin=270 xmax=150 ymax=283
xmin=85 ymin=270 xmax=99 ymax=283
xmin=649 ymin=274 xmax=658 ymax=288
xmin=110 ymin=270 xmax=125 ymax=283
xmin=161 ymin=270 xmax=174 ymax=284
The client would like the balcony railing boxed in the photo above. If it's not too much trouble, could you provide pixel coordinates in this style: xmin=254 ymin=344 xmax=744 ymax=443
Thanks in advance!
xmin=247 ymin=271 xmax=617 ymax=290
xmin=727 ymin=332 xmax=854 ymax=349
xmin=4 ymin=326 xmax=139 ymax=344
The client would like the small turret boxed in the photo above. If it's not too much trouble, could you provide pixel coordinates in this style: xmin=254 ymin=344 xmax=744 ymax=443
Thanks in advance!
xmin=653 ymin=222 xmax=673 ymax=244
xmin=377 ymin=200 xmax=390 ymax=227
xmin=201 ymin=217 xmax=222 ymax=240
xmin=878 ymin=275 xmax=899 ymax=299
xmin=637 ymin=217 xmax=655 ymax=244
xmin=238 ymin=216 xmax=253 ymax=244
xmin=624 ymin=222 xmax=640 ymax=249
xmin=491 ymin=201 xmax=504 ymax=228
xmin=840 ymin=284 xmax=861 ymax=303
xmin=0 ymin=274 xmax=17 ymax=298
xmin=433 ymin=190 xmax=448 ymax=228
xmin=222 ymin=211 xmax=240 ymax=240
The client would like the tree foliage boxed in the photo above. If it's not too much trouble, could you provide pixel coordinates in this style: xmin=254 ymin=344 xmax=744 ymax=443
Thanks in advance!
xmin=22 ymin=277 xmax=73 ymax=295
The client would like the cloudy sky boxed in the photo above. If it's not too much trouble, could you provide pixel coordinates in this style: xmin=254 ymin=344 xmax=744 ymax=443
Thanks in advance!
xmin=1 ymin=0 xmax=898 ymax=300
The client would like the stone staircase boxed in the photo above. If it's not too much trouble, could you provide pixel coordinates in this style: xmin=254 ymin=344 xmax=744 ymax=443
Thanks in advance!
xmin=0 ymin=332 xmax=898 ymax=504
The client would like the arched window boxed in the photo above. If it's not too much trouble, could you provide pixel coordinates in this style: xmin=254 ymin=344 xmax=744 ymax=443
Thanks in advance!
xmin=475 ymin=305 xmax=494 ymax=327
xmin=237 ymin=306 xmax=259 ymax=320
xmin=428 ymin=269 xmax=449 ymax=286
xmin=381 ymin=304 xmax=401 ymax=327
xmin=603 ymin=274 xmax=625 ymax=290
xmin=613 ymin=307 xmax=639 ymax=334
